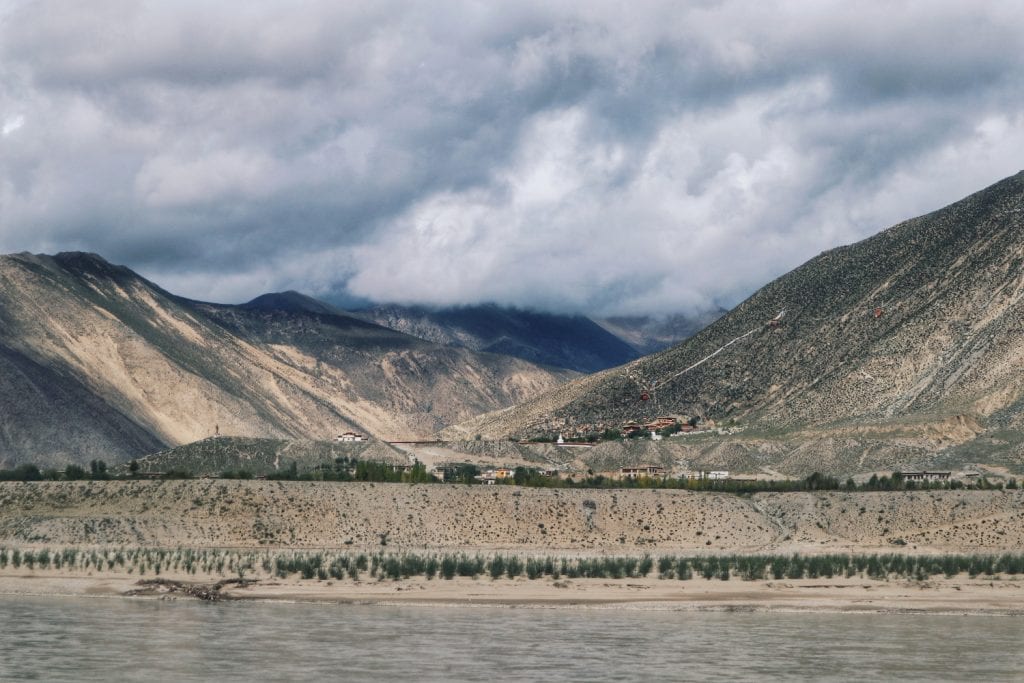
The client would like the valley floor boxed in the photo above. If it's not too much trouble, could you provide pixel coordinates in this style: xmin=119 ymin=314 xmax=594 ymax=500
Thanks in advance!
xmin=5 ymin=480 xmax=1024 ymax=612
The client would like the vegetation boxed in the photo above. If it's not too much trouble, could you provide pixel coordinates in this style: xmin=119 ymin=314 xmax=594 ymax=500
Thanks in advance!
xmin=493 ymin=469 xmax=1005 ymax=493
xmin=0 ymin=459 xmax=1010 ymax=493
xmin=0 ymin=457 xmax=437 ymax=484
xmin=2 ymin=545 xmax=1022 ymax=584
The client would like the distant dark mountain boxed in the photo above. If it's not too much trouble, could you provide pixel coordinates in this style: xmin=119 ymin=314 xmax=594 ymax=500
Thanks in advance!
xmin=0 ymin=253 xmax=575 ymax=467
xmin=242 ymin=291 xmax=344 ymax=316
xmin=449 ymin=171 xmax=1024 ymax=475
xmin=594 ymin=310 xmax=727 ymax=355
xmin=355 ymin=304 xmax=642 ymax=373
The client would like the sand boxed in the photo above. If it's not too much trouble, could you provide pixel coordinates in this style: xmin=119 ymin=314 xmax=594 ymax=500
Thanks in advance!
xmin=1 ymin=571 xmax=1022 ymax=615
xmin=4 ymin=481 xmax=1024 ymax=554
xmin=5 ymin=481 xmax=1023 ymax=613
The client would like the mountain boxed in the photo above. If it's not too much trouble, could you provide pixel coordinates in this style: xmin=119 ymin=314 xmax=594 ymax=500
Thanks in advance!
xmin=446 ymin=171 xmax=1024 ymax=473
xmin=0 ymin=252 xmax=575 ymax=467
xmin=354 ymin=304 xmax=642 ymax=373
xmin=593 ymin=310 xmax=727 ymax=355
xmin=241 ymin=291 xmax=344 ymax=316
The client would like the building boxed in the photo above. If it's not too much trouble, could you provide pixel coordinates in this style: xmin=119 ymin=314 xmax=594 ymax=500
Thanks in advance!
xmin=898 ymin=471 xmax=951 ymax=482
xmin=336 ymin=432 xmax=365 ymax=442
xmin=619 ymin=465 xmax=667 ymax=480
xmin=644 ymin=417 xmax=677 ymax=431
xmin=556 ymin=441 xmax=596 ymax=449
xmin=494 ymin=467 xmax=515 ymax=480
xmin=621 ymin=422 xmax=643 ymax=436
xmin=475 ymin=469 xmax=498 ymax=485
xmin=683 ymin=470 xmax=730 ymax=480
xmin=430 ymin=465 xmax=457 ymax=482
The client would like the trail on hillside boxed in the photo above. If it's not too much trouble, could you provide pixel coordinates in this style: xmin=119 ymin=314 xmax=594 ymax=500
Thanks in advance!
xmin=628 ymin=325 xmax=763 ymax=400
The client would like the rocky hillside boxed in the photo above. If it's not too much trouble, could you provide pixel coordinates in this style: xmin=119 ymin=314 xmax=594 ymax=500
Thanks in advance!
xmin=355 ymin=303 xmax=641 ymax=373
xmin=0 ymin=253 xmax=575 ymax=467
xmin=118 ymin=436 xmax=408 ymax=477
xmin=448 ymin=171 xmax=1024 ymax=469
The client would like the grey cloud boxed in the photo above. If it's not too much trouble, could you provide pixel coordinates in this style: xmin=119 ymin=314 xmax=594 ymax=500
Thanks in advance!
xmin=1 ymin=0 xmax=1023 ymax=313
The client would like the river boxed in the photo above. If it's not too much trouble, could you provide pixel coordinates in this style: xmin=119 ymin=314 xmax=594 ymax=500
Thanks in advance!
xmin=1 ymin=596 xmax=1021 ymax=681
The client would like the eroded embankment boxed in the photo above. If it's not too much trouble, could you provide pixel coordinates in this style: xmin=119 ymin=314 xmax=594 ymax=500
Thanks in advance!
xmin=2 ymin=481 xmax=1023 ymax=554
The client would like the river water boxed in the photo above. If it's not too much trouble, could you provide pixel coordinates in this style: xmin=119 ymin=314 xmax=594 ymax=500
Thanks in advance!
xmin=1 ymin=596 xmax=1021 ymax=681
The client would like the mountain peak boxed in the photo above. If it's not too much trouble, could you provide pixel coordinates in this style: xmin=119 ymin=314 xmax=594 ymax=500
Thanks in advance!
xmin=47 ymin=251 xmax=141 ymax=282
xmin=242 ymin=291 xmax=342 ymax=316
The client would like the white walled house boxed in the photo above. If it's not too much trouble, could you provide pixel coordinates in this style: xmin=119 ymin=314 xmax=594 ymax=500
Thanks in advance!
xmin=336 ymin=431 xmax=365 ymax=442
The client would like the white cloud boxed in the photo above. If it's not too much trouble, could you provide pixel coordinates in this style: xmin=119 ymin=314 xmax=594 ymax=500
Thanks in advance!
xmin=1 ymin=114 xmax=24 ymax=136
xmin=1 ymin=0 xmax=1023 ymax=312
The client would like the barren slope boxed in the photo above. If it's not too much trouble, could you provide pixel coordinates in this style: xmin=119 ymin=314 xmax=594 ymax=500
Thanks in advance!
xmin=448 ymin=171 xmax=1024 ymax=470
xmin=0 ymin=252 xmax=574 ymax=466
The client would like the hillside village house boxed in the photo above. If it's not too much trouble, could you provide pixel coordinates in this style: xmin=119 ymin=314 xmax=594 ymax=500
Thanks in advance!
xmin=621 ymin=421 xmax=643 ymax=436
xmin=645 ymin=417 xmax=677 ymax=431
xmin=897 ymin=471 xmax=951 ymax=482
xmin=474 ymin=467 xmax=516 ymax=485
xmin=683 ymin=470 xmax=730 ymax=480
xmin=619 ymin=465 xmax=667 ymax=480
xmin=336 ymin=432 xmax=365 ymax=442
xmin=430 ymin=465 xmax=457 ymax=482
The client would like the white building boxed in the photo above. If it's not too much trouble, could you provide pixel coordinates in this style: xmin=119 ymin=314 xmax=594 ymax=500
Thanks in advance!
xmin=336 ymin=431 xmax=365 ymax=442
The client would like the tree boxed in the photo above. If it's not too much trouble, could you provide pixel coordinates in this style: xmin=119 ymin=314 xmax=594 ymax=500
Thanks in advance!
xmin=14 ymin=464 xmax=42 ymax=481
xmin=64 ymin=464 xmax=87 ymax=481
xmin=402 ymin=461 xmax=434 ymax=484
xmin=601 ymin=428 xmax=622 ymax=441
xmin=129 ymin=460 xmax=140 ymax=476
xmin=89 ymin=460 xmax=109 ymax=480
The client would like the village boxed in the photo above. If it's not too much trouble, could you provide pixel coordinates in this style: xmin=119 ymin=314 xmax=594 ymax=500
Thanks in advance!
xmin=516 ymin=413 xmax=747 ymax=444
xmin=331 ymin=424 xmax=963 ymax=489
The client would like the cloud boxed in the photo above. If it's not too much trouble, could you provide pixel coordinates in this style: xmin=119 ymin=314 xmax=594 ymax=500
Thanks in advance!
xmin=1 ymin=113 xmax=23 ymax=136
xmin=1 ymin=0 xmax=1023 ymax=313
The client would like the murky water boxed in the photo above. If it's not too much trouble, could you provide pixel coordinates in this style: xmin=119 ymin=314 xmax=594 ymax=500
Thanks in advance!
xmin=0 ymin=596 xmax=1021 ymax=681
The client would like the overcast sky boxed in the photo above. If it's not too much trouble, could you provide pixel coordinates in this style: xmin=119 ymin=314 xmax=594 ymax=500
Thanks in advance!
xmin=1 ymin=1 xmax=1023 ymax=315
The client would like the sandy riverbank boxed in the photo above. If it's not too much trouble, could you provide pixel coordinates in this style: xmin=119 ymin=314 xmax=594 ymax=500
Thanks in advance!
xmin=2 ymin=571 xmax=1023 ymax=615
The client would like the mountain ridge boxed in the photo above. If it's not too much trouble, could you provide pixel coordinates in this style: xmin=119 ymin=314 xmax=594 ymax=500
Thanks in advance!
xmin=0 ymin=252 xmax=576 ymax=467
xmin=353 ymin=303 xmax=720 ymax=373
xmin=445 ymin=171 xmax=1024 ymax=474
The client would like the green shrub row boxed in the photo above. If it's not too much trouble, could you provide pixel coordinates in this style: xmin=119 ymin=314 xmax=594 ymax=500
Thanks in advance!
xmin=3 ymin=546 xmax=1022 ymax=582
